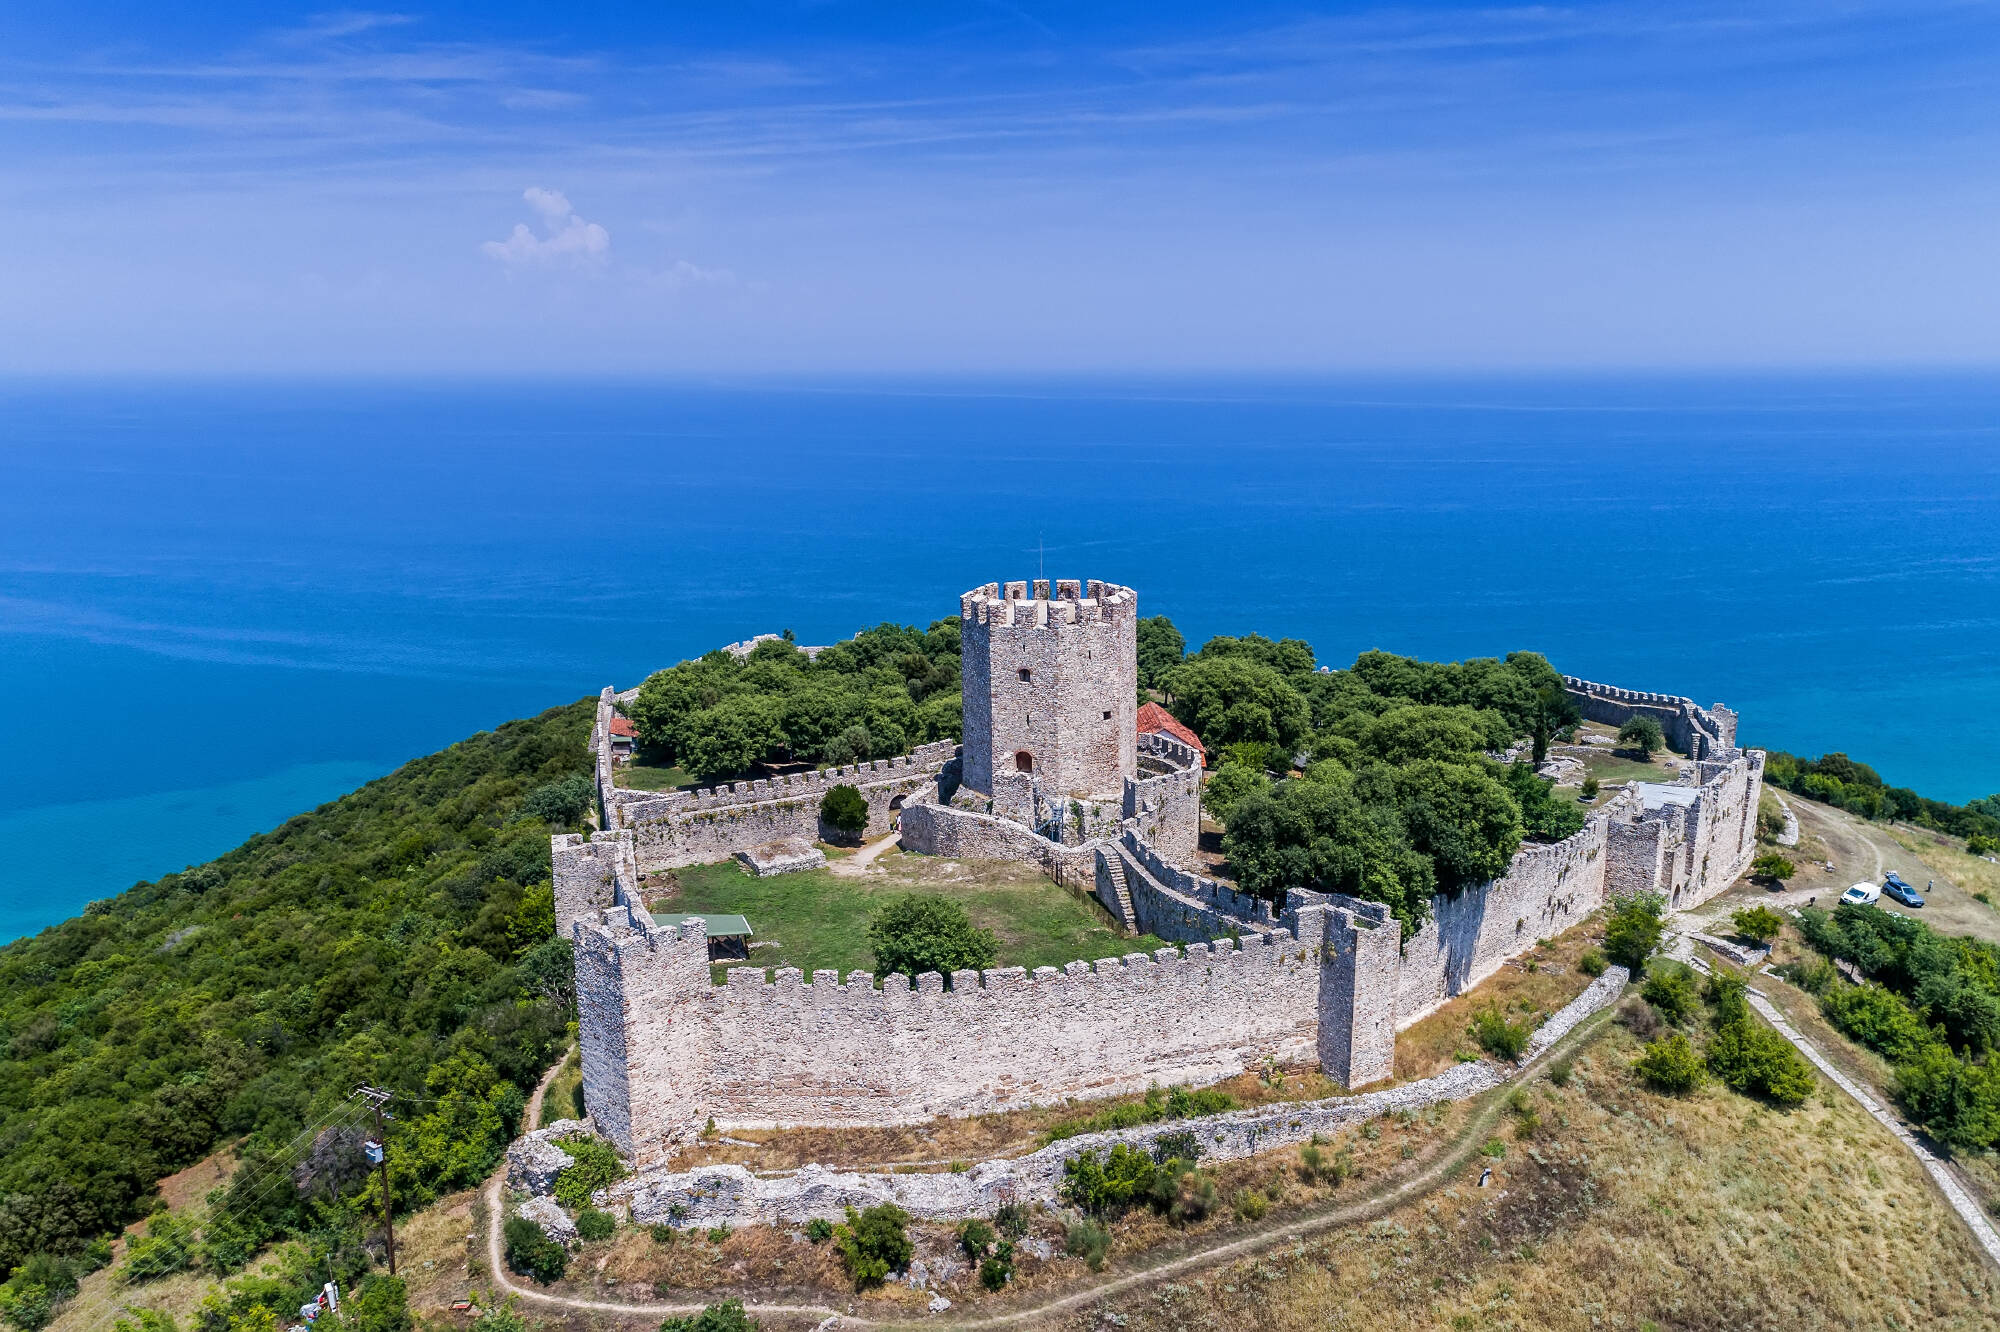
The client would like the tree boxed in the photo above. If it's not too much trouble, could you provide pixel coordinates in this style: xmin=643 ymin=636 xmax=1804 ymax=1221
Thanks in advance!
xmin=1528 ymin=680 xmax=1581 ymax=765
xmin=1135 ymin=616 xmax=1185 ymax=691
xmin=1749 ymin=852 xmax=1795 ymax=883
xmin=1617 ymin=715 xmax=1665 ymax=760
xmin=1731 ymin=905 xmax=1785 ymax=944
xmin=819 ymin=784 xmax=870 ymax=840
xmin=1162 ymin=656 xmax=1312 ymax=754
xmin=834 ymin=1204 xmax=912 ymax=1289
xmin=868 ymin=896 xmax=997 ymax=983
xmin=1632 ymin=1033 xmax=1705 ymax=1093
xmin=1388 ymin=760 xmax=1523 ymax=887
xmin=1603 ymin=892 xmax=1667 ymax=972
xmin=1221 ymin=774 xmax=1437 ymax=936
xmin=1641 ymin=965 xmax=1699 ymax=1025
xmin=1199 ymin=763 xmax=1269 ymax=827
xmin=523 ymin=774 xmax=594 ymax=825
xmin=1501 ymin=760 xmax=1586 ymax=844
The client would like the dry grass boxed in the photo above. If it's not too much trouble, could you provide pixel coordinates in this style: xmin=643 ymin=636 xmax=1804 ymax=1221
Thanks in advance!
xmin=669 ymin=1062 xmax=1350 ymax=1173
xmin=1035 ymin=1021 xmax=2000 ymax=1332
xmin=1393 ymin=919 xmax=1604 ymax=1081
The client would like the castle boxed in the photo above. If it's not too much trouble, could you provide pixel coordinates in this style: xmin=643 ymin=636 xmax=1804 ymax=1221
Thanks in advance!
xmin=554 ymin=579 xmax=1764 ymax=1167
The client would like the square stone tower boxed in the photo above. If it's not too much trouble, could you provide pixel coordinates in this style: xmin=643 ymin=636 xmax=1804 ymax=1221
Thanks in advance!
xmin=959 ymin=579 xmax=1138 ymax=807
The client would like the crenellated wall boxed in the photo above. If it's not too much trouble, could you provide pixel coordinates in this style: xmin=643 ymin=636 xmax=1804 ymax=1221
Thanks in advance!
xmin=610 ymin=742 xmax=957 ymax=872
xmin=1563 ymin=675 xmax=1736 ymax=759
xmin=1395 ymin=818 xmax=1610 ymax=1028
xmin=1124 ymin=732 xmax=1203 ymax=868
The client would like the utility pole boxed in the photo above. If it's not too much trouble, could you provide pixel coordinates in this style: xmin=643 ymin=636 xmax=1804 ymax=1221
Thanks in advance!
xmin=355 ymin=1086 xmax=397 ymax=1275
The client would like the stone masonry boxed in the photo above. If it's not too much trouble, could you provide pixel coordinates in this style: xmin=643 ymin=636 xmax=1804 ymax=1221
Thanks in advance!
xmin=561 ymin=583 xmax=1763 ymax=1167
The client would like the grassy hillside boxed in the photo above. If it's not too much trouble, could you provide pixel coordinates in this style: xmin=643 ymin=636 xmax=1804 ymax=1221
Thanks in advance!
xmin=0 ymin=698 xmax=594 ymax=1293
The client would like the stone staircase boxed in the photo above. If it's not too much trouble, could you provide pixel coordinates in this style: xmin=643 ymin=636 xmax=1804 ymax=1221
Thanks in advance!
xmin=1100 ymin=851 xmax=1137 ymax=934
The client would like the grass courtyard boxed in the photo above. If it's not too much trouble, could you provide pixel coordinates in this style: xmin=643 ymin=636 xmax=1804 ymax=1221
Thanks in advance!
xmin=655 ymin=848 xmax=1169 ymax=982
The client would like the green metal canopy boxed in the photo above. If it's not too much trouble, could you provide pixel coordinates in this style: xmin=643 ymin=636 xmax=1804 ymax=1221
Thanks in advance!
xmin=652 ymin=911 xmax=753 ymax=938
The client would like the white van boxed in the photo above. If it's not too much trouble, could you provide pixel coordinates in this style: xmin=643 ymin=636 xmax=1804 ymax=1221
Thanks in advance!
xmin=1840 ymin=881 xmax=1882 ymax=906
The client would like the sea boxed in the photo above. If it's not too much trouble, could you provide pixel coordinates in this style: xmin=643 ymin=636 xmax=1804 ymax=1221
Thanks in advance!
xmin=4 ymin=374 xmax=1997 ymax=941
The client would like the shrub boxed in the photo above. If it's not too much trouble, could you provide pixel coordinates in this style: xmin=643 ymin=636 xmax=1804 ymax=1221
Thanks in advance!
xmin=956 ymin=1218 xmax=995 ymax=1261
xmin=1163 ymin=1167 xmax=1219 ymax=1225
xmin=348 ymin=1276 xmax=413 ymax=1332
xmin=553 ymin=1135 xmax=625 ymax=1208
xmin=1546 ymin=1055 xmax=1574 ymax=1087
xmin=1040 ymin=1082 xmax=1236 ymax=1143
xmin=1821 ymin=982 xmax=1934 ymax=1062
xmin=804 ymin=1217 xmax=833 ymax=1244
xmin=834 ymin=1204 xmax=912 ymax=1289
xmin=1619 ymin=996 xmax=1661 ymax=1039
xmin=0 ymin=1254 xmax=77 ymax=1332
xmin=1617 ymin=715 xmax=1664 ymax=758
xmin=1703 ymin=967 xmax=1750 ymax=1024
xmin=1581 ymin=775 xmax=1600 ymax=800
xmin=1732 ymin=905 xmax=1786 ymax=943
xmin=575 ymin=1207 xmax=616 ymax=1242
xmin=660 ymin=1301 xmax=759 ymax=1332
xmin=1604 ymin=892 xmax=1667 ymax=971
xmin=1707 ymin=1019 xmax=1816 ymax=1107
xmin=1748 ymin=854 xmax=1795 ymax=885
xmin=1064 ymin=1219 xmax=1111 ymax=1270
xmin=1231 ymin=1189 xmax=1269 ymax=1221
xmin=1470 ymin=1007 xmax=1530 ymax=1061
xmin=1062 ymin=1143 xmax=1158 ymax=1216
xmin=867 ymin=895 xmax=998 ymax=984
xmin=1778 ymin=956 xmax=1836 ymax=996
xmin=980 ymin=1251 xmax=1014 ymax=1291
xmin=819 ymin=784 xmax=870 ymax=839
xmin=1894 ymin=1044 xmax=2000 ymax=1149
xmin=502 ymin=1216 xmax=568 ymax=1285
xmin=650 ymin=1223 xmax=676 ymax=1244
xmin=1632 ymin=1032 xmax=1705 ymax=1094
xmin=121 ymin=1212 xmax=198 ymax=1283
xmin=706 ymin=1226 xmax=729 ymax=1245
xmin=1577 ymin=947 xmax=1607 ymax=977
xmin=1641 ymin=964 xmax=1699 ymax=1027
xmin=993 ymin=1201 xmax=1031 ymax=1239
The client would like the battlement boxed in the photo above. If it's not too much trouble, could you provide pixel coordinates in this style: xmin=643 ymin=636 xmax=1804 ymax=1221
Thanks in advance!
xmin=718 ymin=930 xmax=1303 ymax=1011
xmin=960 ymin=579 xmax=1137 ymax=628
xmin=620 ymin=740 xmax=958 ymax=817
xmin=1563 ymin=674 xmax=1736 ymax=757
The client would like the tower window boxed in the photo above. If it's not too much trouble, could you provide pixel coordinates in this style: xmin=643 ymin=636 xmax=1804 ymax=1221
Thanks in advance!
xmin=1102 ymin=710 xmax=1112 ymax=720
xmin=1017 ymin=668 xmax=1032 ymax=682
xmin=1015 ymin=751 xmax=1034 ymax=773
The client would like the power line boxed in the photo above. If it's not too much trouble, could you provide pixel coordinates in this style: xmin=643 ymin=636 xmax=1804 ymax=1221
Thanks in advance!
xmin=352 ymin=1087 xmax=397 ymax=1278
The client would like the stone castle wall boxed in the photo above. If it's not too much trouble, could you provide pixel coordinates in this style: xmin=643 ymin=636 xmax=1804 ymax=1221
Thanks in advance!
xmin=610 ymin=742 xmax=956 ymax=872
xmin=1563 ymin=675 xmax=1735 ymax=758
xmin=1124 ymin=731 xmax=1203 ymax=867
xmin=959 ymin=580 xmax=1137 ymax=803
xmin=1394 ymin=817 xmax=1609 ymax=1029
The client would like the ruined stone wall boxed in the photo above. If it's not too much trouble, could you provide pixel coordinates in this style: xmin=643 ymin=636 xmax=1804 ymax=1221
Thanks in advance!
xmin=898 ymin=795 xmax=1100 ymax=888
xmin=552 ymin=830 xmax=637 ymax=941
xmin=1124 ymin=732 xmax=1202 ymax=869
xmin=958 ymin=580 xmax=1137 ymax=802
xmin=573 ymin=904 xmax=712 ymax=1161
xmin=1316 ymin=894 xmax=1402 ymax=1087
xmin=1117 ymin=828 xmax=1285 ymax=944
xmin=612 ymin=742 xmax=955 ymax=872
xmin=698 ymin=925 xmax=1326 ymax=1128
xmin=1563 ymin=676 xmax=1731 ymax=759
xmin=1394 ymin=818 xmax=1610 ymax=1029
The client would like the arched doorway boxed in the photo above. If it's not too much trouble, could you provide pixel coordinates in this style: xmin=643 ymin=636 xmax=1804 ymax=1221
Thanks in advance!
xmin=1014 ymin=751 xmax=1034 ymax=773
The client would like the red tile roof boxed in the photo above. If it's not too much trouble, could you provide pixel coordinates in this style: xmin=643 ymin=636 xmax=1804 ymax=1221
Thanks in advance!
xmin=609 ymin=717 xmax=638 ymax=739
xmin=1136 ymin=702 xmax=1205 ymax=762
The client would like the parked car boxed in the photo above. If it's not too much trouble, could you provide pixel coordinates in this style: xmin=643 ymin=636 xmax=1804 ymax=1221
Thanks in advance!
xmin=1841 ymin=881 xmax=1882 ymax=906
xmin=1883 ymin=874 xmax=1925 ymax=908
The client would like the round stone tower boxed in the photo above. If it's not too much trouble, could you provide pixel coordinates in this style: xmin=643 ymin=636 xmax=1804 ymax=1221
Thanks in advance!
xmin=959 ymin=579 xmax=1138 ymax=808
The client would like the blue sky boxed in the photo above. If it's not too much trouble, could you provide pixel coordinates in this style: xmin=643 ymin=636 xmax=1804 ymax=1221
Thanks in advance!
xmin=5 ymin=1 xmax=1999 ymax=373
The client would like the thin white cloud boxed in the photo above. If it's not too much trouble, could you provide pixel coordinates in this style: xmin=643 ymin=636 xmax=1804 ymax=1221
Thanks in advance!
xmin=481 ymin=187 xmax=610 ymax=267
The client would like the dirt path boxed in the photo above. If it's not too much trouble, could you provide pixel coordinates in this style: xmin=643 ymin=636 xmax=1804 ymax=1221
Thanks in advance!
xmin=477 ymin=1011 xmax=1618 ymax=1330
xmin=828 ymin=832 xmax=901 ymax=878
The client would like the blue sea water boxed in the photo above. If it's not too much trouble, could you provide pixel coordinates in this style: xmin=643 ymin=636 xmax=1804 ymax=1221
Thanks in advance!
xmin=3 ymin=375 xmax=1998 ymax=941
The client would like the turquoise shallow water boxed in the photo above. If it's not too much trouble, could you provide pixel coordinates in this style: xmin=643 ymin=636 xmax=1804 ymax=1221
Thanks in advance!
xmin=3 ymin=375 xmax=1997 ymax=939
